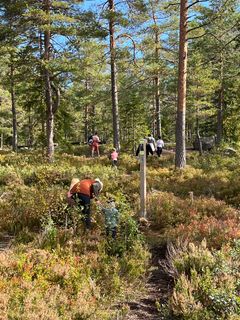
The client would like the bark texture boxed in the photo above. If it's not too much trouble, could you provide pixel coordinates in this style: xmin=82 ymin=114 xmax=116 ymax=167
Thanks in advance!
xmin=152 ymin=6 xmax=161 ymax=137
xmin=175 ymin=0 xmax=188 ymax=169
xmin=44 ymin=0 xmax=54 ymax=162
xmin=10 ymin=64 xmax=18 ymax=152
xmin=109 ymin=0 xmax=120 ymax=151
xmin=216 ymin=56 xmax=224 ymax=145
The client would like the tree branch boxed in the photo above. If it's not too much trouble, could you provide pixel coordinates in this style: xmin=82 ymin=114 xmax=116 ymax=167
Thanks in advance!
xmin=115 ymin=33 xmax=137 ymax=63
xmin=187 ymin=22 xmax=209 ymax=33
xmin=51 ymin=83 xmax=60 ymax=114
xmin=187 ymin=32 xmax=207 ymax=41
xmin=222 ymin=34 xmax=239 ymax=49
xmin=187 ymin=0 xmax=208 ymax=10
xmin=164 ymin=2 xmax=180 ymax=10
xmin=187 ymin=0 xmax=233 ymax=33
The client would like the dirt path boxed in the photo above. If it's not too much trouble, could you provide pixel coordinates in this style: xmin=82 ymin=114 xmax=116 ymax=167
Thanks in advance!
xmin=0 ymin=234 xmax=14 ymax=251
xmin=123 ymin=246 xmax=172 ymax=320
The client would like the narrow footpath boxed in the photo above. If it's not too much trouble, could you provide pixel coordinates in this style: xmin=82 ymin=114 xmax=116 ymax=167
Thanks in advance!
xmin=124 ymin=246 xmax=172 ymax=320
xmin=0 ymin=233 xmax=13 ymax=251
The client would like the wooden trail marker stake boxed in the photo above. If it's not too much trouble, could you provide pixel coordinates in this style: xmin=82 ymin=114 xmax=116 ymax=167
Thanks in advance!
xmin=139 ymin=138 xmax=147 ymax=218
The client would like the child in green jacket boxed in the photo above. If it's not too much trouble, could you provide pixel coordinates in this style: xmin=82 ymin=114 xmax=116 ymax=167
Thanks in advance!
xmin=98 ymin=198 xmax=120 ymax=239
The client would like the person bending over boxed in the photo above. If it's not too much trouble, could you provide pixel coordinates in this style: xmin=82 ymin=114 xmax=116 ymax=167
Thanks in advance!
xmin=67 ymin=177 xmax=103 ymax=230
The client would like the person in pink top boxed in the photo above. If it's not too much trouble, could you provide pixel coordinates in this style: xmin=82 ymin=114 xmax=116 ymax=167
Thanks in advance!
xmin=110 ymin=148 xmax=118 ymax=167
xmin=91 ymin=131 xmax=100 ymax=157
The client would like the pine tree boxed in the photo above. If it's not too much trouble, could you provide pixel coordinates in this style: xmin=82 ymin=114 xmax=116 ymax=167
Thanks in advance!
xmin=175 ymin=0 xmax=188 ymax=169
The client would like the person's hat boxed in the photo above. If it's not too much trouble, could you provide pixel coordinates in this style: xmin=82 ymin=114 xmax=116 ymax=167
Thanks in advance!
xmin=69 ymin=178 xmax=80 ymax=191
xmin=112 ymin=148 xmax=116 ymax=152
xmin=95 ymin=178 xmax=103 ymax=191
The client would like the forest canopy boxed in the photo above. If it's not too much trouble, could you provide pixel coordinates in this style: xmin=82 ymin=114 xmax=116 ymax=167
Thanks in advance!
xmin=0 ymin=0 xmax=239 ymax=164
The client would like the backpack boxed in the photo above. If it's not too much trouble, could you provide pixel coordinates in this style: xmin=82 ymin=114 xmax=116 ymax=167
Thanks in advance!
xmin=87 ymin=134 xmax=93 ymax=145
xmin=88 ymin=139 xmax=93 ymax=146
xmin=147 ymin=136 xmax=154 ymax=144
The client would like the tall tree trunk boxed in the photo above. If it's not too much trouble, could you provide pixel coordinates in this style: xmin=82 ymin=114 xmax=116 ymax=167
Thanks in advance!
xmin=39 ymin=31 xmax=45 ymax=156
xmin=84 ymin=105 xmax=89 ymax=142
xmin=216 ymin=55 xmax=224 ymax=145
xmin=28 ymin=113 xmax=34 ymax=148
xmin=155 ymin=32 xmax=161 ymax=137
xmin=132 ymin=113 xmax=136 ymax=153
xmin=0 ymin=133 xmax=3 ymax=150
xmin=44 ymin=0 xmax=54 ymax=162
xmin=0 ymin=97 xmax=3 ymax=149
xmin=90 ymin=105 xmax=96 ymax=134
xmin=84 ymin=81 xmax=89 ymax=142
xmin=41 ymin=110 xmax=45 ymax=157
xmin=175 ymin=0 xmax=188 ymax=169
xmin=196 ymin=104 xmax=203 ymax=155
xmin=10 ymin=64 xmax=18 ymax=152
xmin=109 ymin=0 xmax=120 ymax=151
xmin=152 ymin=94 xmax=156 ymax=136
xmin=151 ymin=1 xmax=161 ymax=137
xmin=155 ymin=74 xmax=161 ymax=137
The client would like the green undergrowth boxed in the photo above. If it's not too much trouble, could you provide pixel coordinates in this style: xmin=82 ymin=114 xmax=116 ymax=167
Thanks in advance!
xmin=0 ymin=151 xmax=150 ymax=319
xmin=0 ymin=150 xmax=240 ymax=319
xmin=147 ymin=191 xmax=240 ymax=249
xmin=158 ymin=240 xmax=240 ymax=320
xmin=0 ymin=233 xmax=149 ymax=319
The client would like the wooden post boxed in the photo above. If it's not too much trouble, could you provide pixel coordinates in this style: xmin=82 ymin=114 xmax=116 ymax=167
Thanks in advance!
xmin=189 ymin=191 xmax=194 ymax=205
xmin=0 ymin=133 xmax=3 ymax=150
xmin=139 ymin=138 xmax=147 ymax=218
xmin=0 ymin=97 xmax=3 ymax=150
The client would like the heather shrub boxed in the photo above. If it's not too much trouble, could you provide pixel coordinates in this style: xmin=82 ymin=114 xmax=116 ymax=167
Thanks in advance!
xmin=118 ymin=154 xmax=139 ymax=172
xmin=0 ymin=165 xmax=23 ymax=186
xmin=147 ymin=192 xmax=240 ymax=248
xmin=0 ymin=233 xmax=148 ymax=319
xmin=1 ymin=150 xmax=240 ymax=319
xmin=162 ymin=240 xmax=240 ymax=320
xmin=22 ymin=165 xmax=76 ymax=186
xmin=0 ymin=185 xmax=67 ymax=233
xmin=148 ymin=166 xmax=231 ymax=199
xmin=171 ymin=216 xmax=240 ymax=249
xmin=147 ymin=154 xmax=240 ymax=207
xmin=192 ymin=152 xmax=240 ymax=172
xmin=0 ymin=248 xmax=101 ymax=319
xmin=147 ymin=192 xmax=191 ymax=230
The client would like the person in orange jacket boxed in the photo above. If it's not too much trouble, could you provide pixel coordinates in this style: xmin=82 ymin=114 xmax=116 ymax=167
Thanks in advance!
xmin=67 ymin=177 xmax=103 ymax=229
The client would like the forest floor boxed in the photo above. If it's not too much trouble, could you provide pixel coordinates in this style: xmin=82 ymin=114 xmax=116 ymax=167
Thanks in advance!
xmin=123 ymin=245 xmax=172 ymax=320
xmin=0 ymin=233 xmax=14 ymax=251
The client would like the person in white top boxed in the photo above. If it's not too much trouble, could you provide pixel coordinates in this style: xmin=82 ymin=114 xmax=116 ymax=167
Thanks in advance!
xmin=156 ymin=136 xmax=164 ymax=157
xmin=147 ymin=134 xmax=156 ymax=154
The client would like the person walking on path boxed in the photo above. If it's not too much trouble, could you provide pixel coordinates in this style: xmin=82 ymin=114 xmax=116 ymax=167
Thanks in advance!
xmin=147 ymin=133 xmax=156 ymax=154
xmin=91 ymin=132 xmax=101 ymax=157
xmin=136 ymin=137 xmax=154 ymax=157
xmin=156 ymin=136 xmax=164 ymax=157
xmin=87 ymin=134 xmax=93 ymax=145
xmin=98 ymin=198 xmax=120 ymax=239
xmin=67 ymin=177 xmax=103 ymax=230
xmin=110 ymin=148 xmax=118 ymax=167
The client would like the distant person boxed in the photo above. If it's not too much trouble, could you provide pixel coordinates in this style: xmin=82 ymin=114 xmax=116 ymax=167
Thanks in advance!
xmin=136 ymin=137 xmax=154 ymax=157
xmin=87 ymin=134 xmax=93 ymax=155
xmin=147 ymin=133 xmax=156 ymax=155
xmin=110 ymin=148 xmax=118 ymax=167
xmin=136 ymin=140 xmax=144 ymax=156
xmin=91 ymin=132 xmax=101 ymax=157
xmin=67 ymin=177 xmax=103 ymax=230
xmin=156 ymin=136 xmax=164 ymax=157
xmin=88 ymin=134 xmax=93 ymax=146
xmin=98 ymin=198 xmax=120 ymax=239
